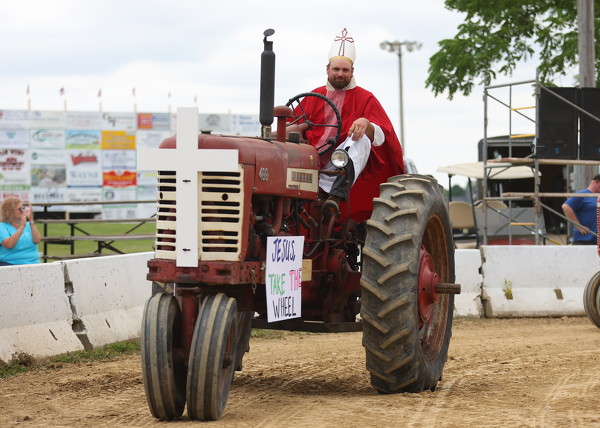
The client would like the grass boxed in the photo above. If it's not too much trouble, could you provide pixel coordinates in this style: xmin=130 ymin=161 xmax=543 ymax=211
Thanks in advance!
xmin=250 ymin=328 xmax=286 ymax=339
xmin=39 ymin=221 xmax=156 ymax=258
xmin=0 ymin=340 xmax=141 ymax=379
xmin=0 ymin=330 xmax=290 ymax=379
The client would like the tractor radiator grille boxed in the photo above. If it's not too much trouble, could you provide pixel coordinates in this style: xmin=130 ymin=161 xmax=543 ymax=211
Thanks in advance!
xmin=154 ymin=166 xmax=244 ymax=261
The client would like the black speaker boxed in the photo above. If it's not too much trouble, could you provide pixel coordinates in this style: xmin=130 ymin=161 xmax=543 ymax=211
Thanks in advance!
xmin=579 ymin=88 xmax=600 ymax=160
xmin=537 ymin=87 xmax=579 ymax=159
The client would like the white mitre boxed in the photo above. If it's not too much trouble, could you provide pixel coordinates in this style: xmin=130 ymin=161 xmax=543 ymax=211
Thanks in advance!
xmin=328 ymin=28 xmax=356 ymax=65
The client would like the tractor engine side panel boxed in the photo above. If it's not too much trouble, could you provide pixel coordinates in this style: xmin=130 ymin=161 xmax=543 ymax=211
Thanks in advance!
xmin=252 ymin=140 xmax=320 ymax=200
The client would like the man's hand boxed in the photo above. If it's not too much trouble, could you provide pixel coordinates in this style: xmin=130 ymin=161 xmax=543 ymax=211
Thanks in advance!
xmin=561 ymin=203 xmax=590 ymax=234
xmin=349 ymin=117 xmax=374 ymax=142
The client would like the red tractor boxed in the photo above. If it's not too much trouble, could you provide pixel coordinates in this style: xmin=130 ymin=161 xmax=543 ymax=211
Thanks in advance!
xmin=140 ymin=29 xmax=460 ymax=421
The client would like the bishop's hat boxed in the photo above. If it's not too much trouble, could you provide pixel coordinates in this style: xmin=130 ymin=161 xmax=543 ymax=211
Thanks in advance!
xmin=328 ymin=28 xmax=355 ymax=65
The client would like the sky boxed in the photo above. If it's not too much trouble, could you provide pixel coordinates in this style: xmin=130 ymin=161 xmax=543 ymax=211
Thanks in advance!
xmin=0 ymin=0 xmax=546 ymax=186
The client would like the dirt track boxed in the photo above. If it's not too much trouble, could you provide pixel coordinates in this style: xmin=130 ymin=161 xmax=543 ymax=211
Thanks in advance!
xmin=1 ymin=317 xmax=599 ymax=427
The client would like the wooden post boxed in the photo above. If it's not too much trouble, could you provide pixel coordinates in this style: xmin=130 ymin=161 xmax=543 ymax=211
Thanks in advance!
xmin=578 ymin=0 xmax=597 ymax=187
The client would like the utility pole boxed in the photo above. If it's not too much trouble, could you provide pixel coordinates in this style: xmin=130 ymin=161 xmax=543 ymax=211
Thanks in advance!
xmin=578 ymin=0 xmax=596 ymax=187
xmin=380 ymin=40 xmax=421 ymax=155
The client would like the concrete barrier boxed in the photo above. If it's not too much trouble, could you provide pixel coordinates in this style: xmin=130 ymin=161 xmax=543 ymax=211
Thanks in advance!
xmin=0 ymin=263 xmax=82 ymax=364
xmin=454 ymin=249 xmax=483 ymax=317
xmin=480 ymin=246 xmax=599 ymax=317
xmin=62 ymin=253 xmax=153 ymax=349
xmin=1 ymin=247 xmax=597 ymax=363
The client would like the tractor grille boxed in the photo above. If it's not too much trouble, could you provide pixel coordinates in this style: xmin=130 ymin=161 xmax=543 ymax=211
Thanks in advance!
xmin=154 ymin=166 xmax=244 ymax=261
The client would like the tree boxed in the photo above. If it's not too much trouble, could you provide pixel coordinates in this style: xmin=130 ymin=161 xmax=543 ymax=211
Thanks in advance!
xmin=426 ymin=0 xmax=600 ymax=99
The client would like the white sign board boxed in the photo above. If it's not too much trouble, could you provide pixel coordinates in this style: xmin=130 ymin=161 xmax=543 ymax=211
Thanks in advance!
xmin=266 ymin=236 xmax=304 ymax=322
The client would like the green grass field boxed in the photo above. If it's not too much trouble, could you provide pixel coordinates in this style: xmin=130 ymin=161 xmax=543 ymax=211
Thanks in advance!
xmin=39 ymin=222 xmax=156 ymax=259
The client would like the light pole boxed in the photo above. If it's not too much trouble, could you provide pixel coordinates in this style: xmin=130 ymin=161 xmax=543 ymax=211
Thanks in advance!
xmin=380 ymin=40 xmax=421 ymax=155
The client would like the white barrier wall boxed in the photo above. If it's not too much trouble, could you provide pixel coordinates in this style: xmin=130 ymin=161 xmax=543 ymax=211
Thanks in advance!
xmin=454 ymin=249 xmax=484 ymax=317
xmin=480 ymin=246 xmax=599 ymax=317
xmin=0 ymin=247 xmax=597 ymax=363
xmin=63 ymin=253 xmax=153 ymax=348
xmin=0 ymin=253 xmax=153 ymax=364
xmin=0 ymin=263 xmax=83 ymax=363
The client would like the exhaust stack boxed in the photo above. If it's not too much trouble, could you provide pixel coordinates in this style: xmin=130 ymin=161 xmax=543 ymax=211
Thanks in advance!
xmin=260 ymin=29 xmax=275 ymax=139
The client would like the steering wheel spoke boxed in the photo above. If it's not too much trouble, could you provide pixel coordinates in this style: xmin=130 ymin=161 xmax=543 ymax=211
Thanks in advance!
xmin=286 ymin=92 xmax=342 ymax=156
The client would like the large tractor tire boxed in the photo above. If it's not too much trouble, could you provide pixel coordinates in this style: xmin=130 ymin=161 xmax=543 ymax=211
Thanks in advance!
xmin=584 ymin=271 xmax=600 ymax=328
xmin=140 ymin=293 xmax=187 ymax=420
xmin=361 ymin=174 xmax=455 ymax=393
xmin=186 ymin=293 xmax=238 ymax=421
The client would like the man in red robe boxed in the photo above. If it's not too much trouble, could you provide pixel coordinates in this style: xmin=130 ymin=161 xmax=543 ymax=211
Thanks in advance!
xmin=296 ymin=28 xmax=405 ymax=223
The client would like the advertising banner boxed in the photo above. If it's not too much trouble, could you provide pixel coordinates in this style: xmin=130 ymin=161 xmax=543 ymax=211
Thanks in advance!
xmin=102 ymin=170 xmax=137 ymax=188
xmin=65 ymin=187 xmax=102 ymax=212
xmin=101 ymin=131 xmax=136 ymax=149
xmin=0 ymin=185 xmax=30 ymax=203
xmin=65 ymin=130 xmax=101 ymax=148
xmin=101 ymin=150 xmax=136 ymax=170
xmin=30 ymin=186 xmax=67 ymax=209
xmin=136 ymin=185 xmax=157 ymax=217
xmin=0 ymin=129 xmax=29 ymax=149
xmin=136 ymin=171 xmax=157 ymax=186
xmin=101 ymin=112 xmax=136 ymax=130
xmin=66 ymin=149 xmax=102 ymax=187
xmin=31 ymin=149 xmax=67 ymax=166
xmin=137 ymin=113 xmax=171 ymax=130
xmin=136 ymin=130 xmax=171 ymax=149
xmin=102 ymin=186 xmax=138 ymax=219
xmin=66 ymin=111 xmax=103 ymax=130
xmin=30 ymin=129 xmax=66 ymax=149
xmin=29 ymin=110 xmax=66 ymax=129
xmin=232 ymin=114 xmax=260 ymax=136
xmin=0 ymin=110 xmax=29 ymax=130
xmin=198 ymin=113 xmax=232 ymax=133
xmin=0 ymin=149 xmax=31 ymax=185
xmin=31 ymin=165 xmax=67 ymax=187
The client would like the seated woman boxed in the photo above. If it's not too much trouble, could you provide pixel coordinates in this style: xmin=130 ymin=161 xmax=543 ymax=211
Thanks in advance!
xmin=0 ymin=197 xmax=41 ymax=266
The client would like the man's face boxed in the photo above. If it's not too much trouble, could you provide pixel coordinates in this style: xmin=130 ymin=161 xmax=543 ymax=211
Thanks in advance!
xmin=591 ymin=179 xmax=600 ymax=193
xmin=327 ymin=58 xmax=353 ymax=90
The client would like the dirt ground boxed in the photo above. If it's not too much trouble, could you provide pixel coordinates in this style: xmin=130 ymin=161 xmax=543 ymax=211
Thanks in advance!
xmin=1 ymin=317 xmax=599 ymax=427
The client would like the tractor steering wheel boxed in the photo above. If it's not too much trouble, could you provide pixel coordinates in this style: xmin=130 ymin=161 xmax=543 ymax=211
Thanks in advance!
xmin=286 ymin=92 xmax=342 ymax=156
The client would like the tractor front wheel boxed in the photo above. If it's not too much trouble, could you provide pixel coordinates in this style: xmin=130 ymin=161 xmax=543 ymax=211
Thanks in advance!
xmin=140 ymin=293 xmax=187 ymax=420
xmin=361 ymin=174 xmax=455 ymax=393
xmin=186 ymin=293 xmax=238 ymax=421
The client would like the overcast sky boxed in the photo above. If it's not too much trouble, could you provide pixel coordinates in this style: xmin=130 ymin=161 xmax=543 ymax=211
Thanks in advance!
xmin=1 ymin=0 xmax=546 ymax=185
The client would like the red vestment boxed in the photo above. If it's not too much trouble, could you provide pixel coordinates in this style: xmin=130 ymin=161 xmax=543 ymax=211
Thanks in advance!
xmin=299 ymin=85 xmax=405 ymax=222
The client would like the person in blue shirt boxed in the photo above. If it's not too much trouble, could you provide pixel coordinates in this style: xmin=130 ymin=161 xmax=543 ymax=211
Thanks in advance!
xmin=0 ymin=197 xmax=41 ymax=265
xmin=562 ymin=174 xmax=600 ymax=245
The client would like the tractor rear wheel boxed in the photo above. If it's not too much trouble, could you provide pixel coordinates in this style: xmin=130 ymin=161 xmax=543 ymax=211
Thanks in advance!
xmin=140 ymin=293 xmax=187 ymax=420
xmin=584 ymin=271 xmax=600 ymax=328
xmin=186 ymin=293 xmax=238 ymax=421
xmin=361 ymin=174 xmax=455 ymax=393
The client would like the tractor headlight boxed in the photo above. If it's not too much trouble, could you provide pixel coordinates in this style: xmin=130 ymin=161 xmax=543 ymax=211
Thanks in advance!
xmin=331 ymin=149 xmax=349 ymax=169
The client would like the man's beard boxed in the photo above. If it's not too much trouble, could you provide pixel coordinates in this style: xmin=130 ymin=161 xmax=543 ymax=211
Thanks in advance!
xmin=328 ymin=75 xmax=351 ymax=90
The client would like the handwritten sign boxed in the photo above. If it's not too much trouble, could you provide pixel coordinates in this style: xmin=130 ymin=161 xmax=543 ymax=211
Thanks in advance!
xmin=266 ymin=236 xmax=304 ymax=322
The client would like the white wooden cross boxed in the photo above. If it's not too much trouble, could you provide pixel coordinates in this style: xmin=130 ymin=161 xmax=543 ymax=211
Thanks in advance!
xmin=137 ymin=107 xmax=238 ymax=267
